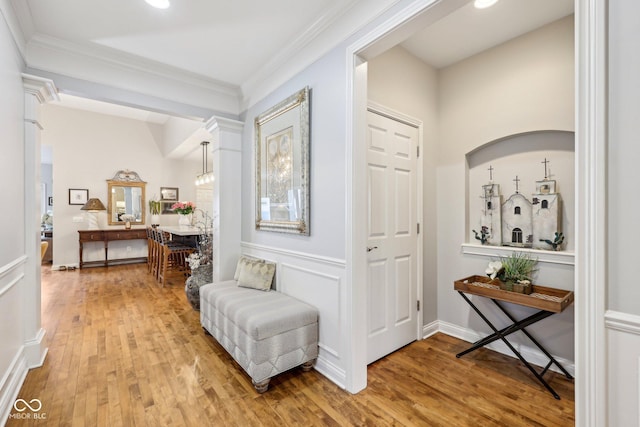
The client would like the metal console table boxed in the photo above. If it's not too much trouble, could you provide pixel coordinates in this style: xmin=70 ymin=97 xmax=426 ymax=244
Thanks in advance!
xmin=454 ymin=276 xmax=574 ymax=400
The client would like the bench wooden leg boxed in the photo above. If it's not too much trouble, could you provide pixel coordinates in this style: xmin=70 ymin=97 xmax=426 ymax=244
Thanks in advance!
xmin=252 ymin=378 xmax=270 ymax=393
xmin=301 ymin=360 xmax=315 ymax=372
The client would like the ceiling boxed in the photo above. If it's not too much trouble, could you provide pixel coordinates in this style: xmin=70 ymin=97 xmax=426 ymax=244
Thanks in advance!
xmin=20 ymin=0 xmax=573 ymax=159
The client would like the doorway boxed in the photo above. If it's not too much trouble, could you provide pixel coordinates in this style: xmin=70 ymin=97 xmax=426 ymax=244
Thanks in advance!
xmin=365 ymin=107 xmax=421 ymax=364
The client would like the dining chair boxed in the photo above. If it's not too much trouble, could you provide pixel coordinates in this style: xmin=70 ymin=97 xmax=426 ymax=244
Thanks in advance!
xmin=157 ymin=230 xmax=195 ymax=286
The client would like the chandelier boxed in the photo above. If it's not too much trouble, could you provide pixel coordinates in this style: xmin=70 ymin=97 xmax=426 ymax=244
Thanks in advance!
xmin=195 ymin=141 xmax=214 ymax=186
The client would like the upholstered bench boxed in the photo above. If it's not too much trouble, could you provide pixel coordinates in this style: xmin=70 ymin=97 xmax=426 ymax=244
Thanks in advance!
xmin=199 ymin=257 xmax=319 ymax=393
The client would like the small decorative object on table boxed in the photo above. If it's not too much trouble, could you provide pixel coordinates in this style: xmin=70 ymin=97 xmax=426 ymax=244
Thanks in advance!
xmin=120 ymin=214 xmax=135 ymax=230
xmin=485 ymin=252 xmax=538 ymax=294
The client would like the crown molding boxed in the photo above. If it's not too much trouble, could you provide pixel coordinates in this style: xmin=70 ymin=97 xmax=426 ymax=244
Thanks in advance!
xmin=0 ymin=0 xmax=28 ymax=59
xmin=22 ymin=73 xmax=59 ymax=103
xmin=240 ymin=0 xmax=401 ymax=110
xmin=28 ymin=33 xmax=240 ymax=98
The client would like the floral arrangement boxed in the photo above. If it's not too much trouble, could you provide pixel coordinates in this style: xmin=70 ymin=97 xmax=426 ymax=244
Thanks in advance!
xmin=171 ymin=201 xmax=195 ymax=215
xmin=186 ymin=229 xmax=213 ymax=269
xmin=121 ymin=214 xmax=136 ymax=222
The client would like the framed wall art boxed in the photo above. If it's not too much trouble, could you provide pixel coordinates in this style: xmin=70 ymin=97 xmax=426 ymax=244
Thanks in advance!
xmin=161 ymin=201 xmax=177 ymax=214
xmin=254 ymin=86 xmax=310 ymax=235
xmin=69 ymin=188 xmax=89 ymax=205
xmin=160 ymin=187 xmax=179 ymax=201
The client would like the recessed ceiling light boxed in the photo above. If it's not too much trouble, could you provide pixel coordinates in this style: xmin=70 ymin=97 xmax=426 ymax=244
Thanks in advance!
xmin=145 ymin=0 xmax=170 ymax=9
xmin=474 ymin=0 xmax=498 ymax=9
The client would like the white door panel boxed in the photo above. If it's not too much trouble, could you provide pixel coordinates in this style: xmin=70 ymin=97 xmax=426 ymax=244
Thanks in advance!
xmin=366 ymin=110 xmax=419 ymax=364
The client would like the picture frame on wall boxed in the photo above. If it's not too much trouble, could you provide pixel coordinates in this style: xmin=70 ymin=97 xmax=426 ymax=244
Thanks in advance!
xmin=68 ymin=188 xmax=89 ymax=205
xmin=160 ymin=187 xmax=179 ymax=201
xmin=161 ymin=201 xmax=177 ymax=214
xmin=254 ymin=86 xmax=310 ymax=235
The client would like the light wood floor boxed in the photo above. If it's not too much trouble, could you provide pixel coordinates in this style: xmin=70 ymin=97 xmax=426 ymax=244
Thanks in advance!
xmin=8 ymin=264 xmax=574 ymax=426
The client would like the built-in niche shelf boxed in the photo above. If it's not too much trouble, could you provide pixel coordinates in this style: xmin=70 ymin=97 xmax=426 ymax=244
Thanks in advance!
xmin=465 ymin=130 xmax=575 ymax=255
xmin=461 ymin=243 xmax=575 ymax=266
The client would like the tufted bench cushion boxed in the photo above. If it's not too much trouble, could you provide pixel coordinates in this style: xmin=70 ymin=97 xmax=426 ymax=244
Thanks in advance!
xmin=200 ymin=280 xmax=319 ymax=392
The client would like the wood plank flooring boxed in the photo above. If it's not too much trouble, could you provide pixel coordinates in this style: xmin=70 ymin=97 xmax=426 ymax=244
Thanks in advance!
xmin=7 ymin=264 xmax=574 ymax=426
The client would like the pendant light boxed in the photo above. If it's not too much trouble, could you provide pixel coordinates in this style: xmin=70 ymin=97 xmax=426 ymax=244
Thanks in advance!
xmin=195 ymin=141 xmax=214 ymax=186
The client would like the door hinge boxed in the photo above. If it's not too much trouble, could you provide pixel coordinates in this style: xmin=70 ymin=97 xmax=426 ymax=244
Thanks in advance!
xmin=417 ymin=300 xmax=420 ymax=311
xmin=417 ymin=223 xmax=420 ymax=234
xmin=417 ymin=146 xmax=420 ymax=158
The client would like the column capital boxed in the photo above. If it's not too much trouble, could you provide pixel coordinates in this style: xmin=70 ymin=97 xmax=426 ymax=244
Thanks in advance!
xmin=22 ymin=74 xmax=59 ymax=104
xmin=205 ymin=116 xmax=244 ymax=134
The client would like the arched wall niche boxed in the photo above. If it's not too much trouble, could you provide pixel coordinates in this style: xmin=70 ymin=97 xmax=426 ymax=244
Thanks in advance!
xmin=465 ymin=130 xmax=575 ymax=251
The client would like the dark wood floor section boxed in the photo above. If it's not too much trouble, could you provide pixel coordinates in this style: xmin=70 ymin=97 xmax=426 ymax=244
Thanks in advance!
xmin=8 ymin=265 xmax=574 ymax=426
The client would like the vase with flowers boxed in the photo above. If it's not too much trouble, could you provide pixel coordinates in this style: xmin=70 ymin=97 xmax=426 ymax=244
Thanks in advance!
xmin=172 ymin=201 xmax=195 ymax=227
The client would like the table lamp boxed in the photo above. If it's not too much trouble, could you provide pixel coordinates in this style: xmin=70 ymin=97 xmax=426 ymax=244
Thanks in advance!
xmin=81 ymin=198 xmax=106 ymax=230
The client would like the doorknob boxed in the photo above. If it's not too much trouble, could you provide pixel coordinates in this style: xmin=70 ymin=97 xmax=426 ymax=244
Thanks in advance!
xmin=366 ymin=246 xmax=378 ymax=252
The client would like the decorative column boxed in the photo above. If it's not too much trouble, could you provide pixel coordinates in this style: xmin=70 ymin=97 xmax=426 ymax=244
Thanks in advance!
xmin=205 ymin=116 xmax=243 ymax=281
xmin=22 ymin=74 xmax=59 ymax=367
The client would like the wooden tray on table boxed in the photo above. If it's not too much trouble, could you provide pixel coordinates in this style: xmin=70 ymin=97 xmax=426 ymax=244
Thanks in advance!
xmin=454 ymin=275 xmax=574 ymax=313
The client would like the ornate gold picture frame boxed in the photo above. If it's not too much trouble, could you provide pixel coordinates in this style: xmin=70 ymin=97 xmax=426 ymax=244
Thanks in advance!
xmin=255 ymin=87 xmax=310 ymax=235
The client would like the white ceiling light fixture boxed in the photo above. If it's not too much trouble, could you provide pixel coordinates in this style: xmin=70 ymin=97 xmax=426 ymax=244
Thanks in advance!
xmin=145 ymin=0 xmax=170 ymax=9
xmin=195 ymin=141 xmax=214 ymax=186
xmin=474 ymin=0 xmax=499 ymax=9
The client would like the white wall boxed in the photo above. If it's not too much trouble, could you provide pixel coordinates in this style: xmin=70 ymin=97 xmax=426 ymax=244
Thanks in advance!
xmin=437 ymin=16 xmax=575 ymax=361
xmin=366 ymin=18 xmax=576 ymax=364
xmin=239 ymin=46 xmax=353 ymax=386
xmin=41 ymin=105 xmax=200 ymax=268
xmin=367 ymin=45 xmax=439 ymax=325
xmin=0 ymin=1 xmax=30 ymax=421
xmin=607 ymin=0 xmax=640 ymax=425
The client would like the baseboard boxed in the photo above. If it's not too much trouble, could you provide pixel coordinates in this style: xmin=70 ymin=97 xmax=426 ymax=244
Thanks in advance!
xmin=422 ymin=320 xmax=439 ymax=339
xmin=23 ymin=328 xmax=47 ymax=369
xmin=0 ymin=348 xmax=29 ymax=427
xmin=437 ymin=320 xmax=575 ymax=376
xmin=313 ymin=354 xmax=346 ymax=390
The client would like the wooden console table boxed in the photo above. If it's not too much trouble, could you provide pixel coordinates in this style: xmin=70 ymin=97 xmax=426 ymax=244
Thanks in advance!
xmin=78 ymin=229 xmax=147 ymax=269
xmin=454 ymin=276 xmax=574 ymax=399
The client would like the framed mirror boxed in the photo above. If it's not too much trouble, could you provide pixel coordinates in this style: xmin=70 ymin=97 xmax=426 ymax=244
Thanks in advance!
xmin=107 ymin=170 xmax=146 ymax=226
xmin=255 ymin=86 xmax=310 ymax=235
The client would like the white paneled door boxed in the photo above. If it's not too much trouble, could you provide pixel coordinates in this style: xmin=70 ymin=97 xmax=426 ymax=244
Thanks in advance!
xmin=366 ymin=109 xmax=419 ymax=364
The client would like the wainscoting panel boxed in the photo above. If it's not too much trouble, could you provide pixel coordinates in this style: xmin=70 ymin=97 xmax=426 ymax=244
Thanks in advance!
xmin=606 ymin=310 xmax=640 ymax=427
xmin=0 ymin=256 xmax=28 ymax=424
xmin=241 ymin=242 xmax=348 ymax=388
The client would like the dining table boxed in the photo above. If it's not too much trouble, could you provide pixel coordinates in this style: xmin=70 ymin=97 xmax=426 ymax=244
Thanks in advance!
xmin=159 ymin=225 xmax=203 ymax=247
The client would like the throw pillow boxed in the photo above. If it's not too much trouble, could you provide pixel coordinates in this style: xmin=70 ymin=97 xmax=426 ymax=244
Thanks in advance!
xmin=235 ymin=256 xmax=275 ymax=291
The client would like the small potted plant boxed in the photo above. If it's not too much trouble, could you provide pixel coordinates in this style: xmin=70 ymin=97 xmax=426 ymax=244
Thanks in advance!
xmin=149 ymin=199 xmax=161 ymax=227
xmin=486 ymin=252 xmax=537 ymax=293
xmin=499 ymin=252 xmax=537 ymax=294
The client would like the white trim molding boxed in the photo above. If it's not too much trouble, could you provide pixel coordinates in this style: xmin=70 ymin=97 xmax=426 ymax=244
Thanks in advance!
xmin=461 ymin=243 xmax=575 ymax=266
xmin=438 ymin=321 xmax=575 ymax=377
xmin=574 ymin=0 xmax=608 ymax=425
xmin=605 ymin=310 xmax=640 ymax=335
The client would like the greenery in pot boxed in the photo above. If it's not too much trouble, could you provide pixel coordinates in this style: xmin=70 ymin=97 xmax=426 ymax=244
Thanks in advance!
xmin=486 ymin=252 xmax=538 ymax=293
xmin=149 ymin=199 xmax=161 ymax=216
